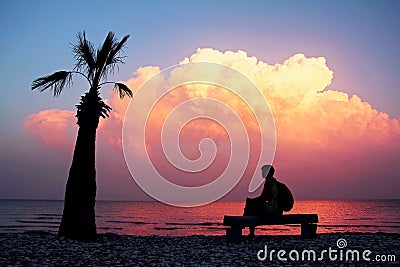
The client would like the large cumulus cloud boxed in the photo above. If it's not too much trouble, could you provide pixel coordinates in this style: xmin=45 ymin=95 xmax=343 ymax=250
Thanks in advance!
xmin=24 ymin=48 xmax=400 ymax=199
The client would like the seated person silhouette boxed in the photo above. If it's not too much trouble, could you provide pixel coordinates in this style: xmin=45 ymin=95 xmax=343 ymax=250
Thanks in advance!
xmin=244 ymin=165 xmax=291 ymax=237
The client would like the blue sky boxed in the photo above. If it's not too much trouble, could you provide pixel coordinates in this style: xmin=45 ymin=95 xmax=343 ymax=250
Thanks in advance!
xmin=1 ymin=1 xmax=399 ymax=117
xmin=0 ymin=0 xmax=399 ymax=199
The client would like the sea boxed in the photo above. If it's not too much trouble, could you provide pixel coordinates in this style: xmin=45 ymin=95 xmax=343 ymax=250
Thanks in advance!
xmin=0 ymin=200 xmax=399 ymax=236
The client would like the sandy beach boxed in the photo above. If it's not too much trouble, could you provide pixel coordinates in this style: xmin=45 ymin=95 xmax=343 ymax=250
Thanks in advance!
xmin=0 ymin=231 xmax=398 ymax=266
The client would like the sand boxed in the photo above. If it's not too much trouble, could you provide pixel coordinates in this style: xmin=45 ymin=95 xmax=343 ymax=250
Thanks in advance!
xmin=0 ymin=231 xmax=399 ymax=266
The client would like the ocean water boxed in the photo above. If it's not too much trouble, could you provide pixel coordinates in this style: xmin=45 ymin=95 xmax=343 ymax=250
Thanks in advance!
xmin=0 ymin=200 xmax=399 ymax=236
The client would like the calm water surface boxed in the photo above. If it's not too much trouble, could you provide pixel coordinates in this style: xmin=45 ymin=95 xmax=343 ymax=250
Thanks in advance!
xmin=0 ymin=200 xmax=399 ymax=236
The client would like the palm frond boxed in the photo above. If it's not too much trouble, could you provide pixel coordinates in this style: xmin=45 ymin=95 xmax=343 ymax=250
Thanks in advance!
xmin=114 ymin=82 xmax=133 ymax=99
xmin=100 ymin=101 xmax=112 ymax=118
xmin=108 ymin=35 xmax=129 ymax=63
xmin=93 ymin=32 xmax=130 ymax=84
xmin=105 ymin=35 xmax=130 ymax=75
xmin=72 ymin=31 xmax=96 ymax=79
xmin=94 ymin=32 xmax=116 ymax=81
xmin=31 ymin=71 xmax=73 ymax=96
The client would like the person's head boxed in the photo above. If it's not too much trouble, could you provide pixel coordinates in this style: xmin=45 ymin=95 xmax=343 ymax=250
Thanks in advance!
xmin=261 ymin=165 xmax=275 ymax=179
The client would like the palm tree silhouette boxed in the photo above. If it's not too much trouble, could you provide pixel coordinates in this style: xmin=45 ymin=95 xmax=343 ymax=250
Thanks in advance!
xmin=32 ymin=31 xmax=132 ymax=241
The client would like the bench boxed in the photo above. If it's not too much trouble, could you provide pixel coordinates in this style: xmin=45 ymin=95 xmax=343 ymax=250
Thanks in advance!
xmin=223 ymin=214 xmax=318 ymax=243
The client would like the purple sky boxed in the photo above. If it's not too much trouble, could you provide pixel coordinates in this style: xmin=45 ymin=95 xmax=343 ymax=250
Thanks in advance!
xmin=0 ymin=0 xmax=399 ymax=200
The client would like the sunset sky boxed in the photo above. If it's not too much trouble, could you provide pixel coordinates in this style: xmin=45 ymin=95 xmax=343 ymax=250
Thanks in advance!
xmin=0 ymin=0 xmax=399 ymax=201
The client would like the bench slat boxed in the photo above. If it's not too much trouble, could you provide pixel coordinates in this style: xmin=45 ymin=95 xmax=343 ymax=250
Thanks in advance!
xmin=223 ymin=214 xmax=318 ymax=227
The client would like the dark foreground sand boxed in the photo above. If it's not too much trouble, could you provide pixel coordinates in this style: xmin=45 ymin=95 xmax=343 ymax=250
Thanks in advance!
xmin=0 ymin=232 xmax=399 ymax=266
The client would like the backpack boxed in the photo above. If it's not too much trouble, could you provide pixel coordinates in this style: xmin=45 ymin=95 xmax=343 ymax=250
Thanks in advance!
xmin=275 ymin=180 xmax=294 ymax=212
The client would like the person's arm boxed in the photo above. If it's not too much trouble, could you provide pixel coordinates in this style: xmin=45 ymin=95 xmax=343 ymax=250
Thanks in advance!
xmin=270 ymin=182 xmax=279 ymax=214
xmin=259 ymin=179 xmax=272 ymax=202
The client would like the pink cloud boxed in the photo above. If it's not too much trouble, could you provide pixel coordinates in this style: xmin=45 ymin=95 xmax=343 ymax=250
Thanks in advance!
xmin=24 ymin=48 xmax=400 ymax=199
xmin=24 ymin=109 xmax=76 ymax=152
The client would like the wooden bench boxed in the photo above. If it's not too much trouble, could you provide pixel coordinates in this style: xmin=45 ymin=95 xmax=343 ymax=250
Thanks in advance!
xmin=223 ymin=214 xmax=318 ymax=243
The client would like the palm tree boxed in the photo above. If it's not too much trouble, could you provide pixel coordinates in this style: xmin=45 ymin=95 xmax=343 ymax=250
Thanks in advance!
xmin=32 ymin=31 xmax=133 ymax=242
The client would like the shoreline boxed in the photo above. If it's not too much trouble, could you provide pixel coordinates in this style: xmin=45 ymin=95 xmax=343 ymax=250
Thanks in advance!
xmin=1 ymin=231 xmax=398 ymax=266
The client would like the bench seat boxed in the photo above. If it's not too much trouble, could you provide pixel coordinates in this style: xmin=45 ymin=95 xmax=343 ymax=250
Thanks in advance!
xmin=223 ymin=214 xmax=318 ymax=243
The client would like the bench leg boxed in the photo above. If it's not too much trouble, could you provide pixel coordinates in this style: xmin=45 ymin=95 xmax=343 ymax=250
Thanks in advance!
xmin=226 ymin=227 xmax=243 ymax=243
xmin=301 ymin=223 xmax=317 ymax=238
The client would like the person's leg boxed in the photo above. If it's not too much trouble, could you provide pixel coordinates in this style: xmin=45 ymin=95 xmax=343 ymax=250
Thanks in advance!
xmin=249 ymin=226 xmax=255 ymax=237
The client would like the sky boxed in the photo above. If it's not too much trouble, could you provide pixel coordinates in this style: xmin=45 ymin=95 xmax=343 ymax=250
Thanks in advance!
xmin=0 ymin=0 xmax=399 ymax=201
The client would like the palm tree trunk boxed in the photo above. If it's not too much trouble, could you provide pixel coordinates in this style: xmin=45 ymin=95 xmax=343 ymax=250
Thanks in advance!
xmin=59 ymin=94 xmax=99 ymax=242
